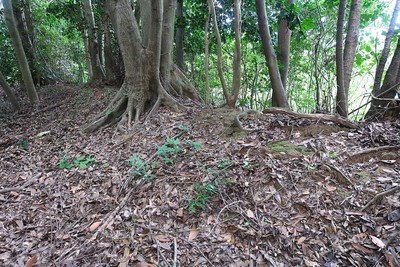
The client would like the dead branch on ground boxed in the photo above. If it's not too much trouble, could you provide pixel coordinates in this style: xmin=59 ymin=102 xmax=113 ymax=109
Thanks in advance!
xmin=360 ymin=186 xmax=400 ymax=212
xmin=263 ymin=107 xmax=359 ymax=129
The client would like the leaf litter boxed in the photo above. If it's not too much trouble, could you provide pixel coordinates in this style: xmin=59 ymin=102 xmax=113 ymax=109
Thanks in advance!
xmin=0 ymin=85 xmax=399 ymax=266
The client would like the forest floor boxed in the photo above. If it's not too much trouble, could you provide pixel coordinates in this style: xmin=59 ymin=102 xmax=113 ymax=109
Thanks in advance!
xmin=0 ymin=84 xmax=400 ymax=267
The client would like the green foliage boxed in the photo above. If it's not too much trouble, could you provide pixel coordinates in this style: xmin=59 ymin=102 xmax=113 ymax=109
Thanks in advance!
xmin=59 ymin=155 xmax=74 ymax=169
xmin=74 ymin=155 xmax=97 ymax=169
xmin=16 ymin=138 xmax=29 ymax=150
xmin=156 ymin=137 xmax=182 ymax=164
xmin=187 ymin=140 xmax=202 ymax=152
xmin=59 ymin=154 xmax=96 ymax=169
xmin=187 ymin=179 xmax=220 ymax=213
xmin=126 ymin=154 xmax=149 ymax=176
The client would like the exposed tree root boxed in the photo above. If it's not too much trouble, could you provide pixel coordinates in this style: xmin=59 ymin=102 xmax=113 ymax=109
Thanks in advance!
xmin=263 ymin=107 xmax=359 ymax=129
xmin=83 ymin=69 xmax=194 ymax=133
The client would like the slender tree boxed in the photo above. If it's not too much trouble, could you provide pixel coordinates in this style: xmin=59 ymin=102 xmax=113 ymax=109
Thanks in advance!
xmin=365 ymin=37 xmax=400 ymax=120
xmin=83 ymin=0 xmax=105 ymax=82
xmin=335 ymin=0 xmax=362 ymax=117
xmin=277 ymin=0 xmax=294 ymax=90
xmin=0 ymin=70 xmax=20 ymax=110
xmin=207 ymin=0 xmax=242 ymax=108
xmin=255 ymin=0 xmax=289 ymax=108
xmin=372 ymin=0 xmax=400 ymax=95
xmin=175 ymin=0 xmax=185 ymax=72
xmin=3 ymin=0 xmax=38 ymax=103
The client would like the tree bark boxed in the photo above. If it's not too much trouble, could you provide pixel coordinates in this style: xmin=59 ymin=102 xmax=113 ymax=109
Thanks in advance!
xmin=336 ymin=0 xmax=362 ymax=117
xmin=103 ymin=13 xmax=119 ymax=83
xmin=229 ymin=0 xmax=242 ymax=107
xmin=277 ymin=0 xmax=293 ymax=91
xmin=84 ymin=0 xmax=199 ymax=133
xmin=335 ymin=0 xmax=347 ymax=116
xmin=255 ymin=0 xmax=289 ymax=108
xmin=365 ymin=38 xmax=400 ymax=120
xmin=0 ymin=70 xmax=20 ymax=110
xmin=3 ymin=0 xmax=38 ymax=104
xmin=204 ymin=4 xmax=211 ymax=103
xmin=372 ymin=0 xmax=400 ymax=95
xmin=83 ymin=0 xmax=105 ymax=82
xmin=175 ymin=0 xmax=185 ymax=72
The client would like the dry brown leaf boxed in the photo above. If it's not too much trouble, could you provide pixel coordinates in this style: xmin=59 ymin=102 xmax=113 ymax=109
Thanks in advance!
xmin=176 ymin=208 xmax=183 ymax=217
xmin=25 ymin=255 xmax=37 ymax=267
xmin=156 ymin=235 xmax=170 ymax=242
xmin=297 ymin=236 xmax=306 ymax=244
xmin=370 ymin=235 xmax=386 ymax=249
xmin=89 ymin=221 xmax=102 ymax=232
xmin=351 ymin=242 xmax=375 ymax=254
xmin=246 ymin=209 xmax=255 ymax=218
xmin=188 ymin=229 xmax=199 ymax=241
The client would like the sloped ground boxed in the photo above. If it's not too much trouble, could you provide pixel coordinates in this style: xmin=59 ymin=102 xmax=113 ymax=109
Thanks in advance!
xmin=0 ymin=85 xmax=399 ymax=267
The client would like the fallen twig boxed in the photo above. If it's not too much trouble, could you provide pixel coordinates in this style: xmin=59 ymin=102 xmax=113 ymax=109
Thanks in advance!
xmin=360 ymin=186 xmax=400 ymax=212
xmin=323 ymin=164 xmax=354 ymax=186
xmin=263 ymin=107 xmax=359 ymax=129
xmin=0 ymin=173 xmax=41 ymax=194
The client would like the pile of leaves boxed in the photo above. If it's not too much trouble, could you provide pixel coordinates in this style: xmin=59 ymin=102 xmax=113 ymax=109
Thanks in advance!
xmin=0 ymin=85 xmax=399 ymax=266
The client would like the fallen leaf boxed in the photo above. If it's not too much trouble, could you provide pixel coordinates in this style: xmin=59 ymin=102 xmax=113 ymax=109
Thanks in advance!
xmin=351 ymin=242 xmax=375 ymax=254
xmin=297 ymin=236 xmax=306 ymax=244
xmin=246 ymin=209 xmax=255 ymax=218
xmin=89 ymin=221 xmax=102 ymax=232
xmin=370 ymin=235 xmax=385 ymax=249
xmin=25 ymin=255 xmax=37 ymax=267
xmin=188 ymin=230 xmax=199 ymax=241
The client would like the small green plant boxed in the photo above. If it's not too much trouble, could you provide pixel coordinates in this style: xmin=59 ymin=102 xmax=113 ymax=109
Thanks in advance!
xmin=59 ymin=155 xmax=74 ymax=169
xmin=187 ymin=180 xmax=220 ymax=213
xmin=59 ymin=154 xmax=96 ymax=169
xmin=177 ymin=123 xmax=189 ymax=131
xmin=16 ymin=138 xmax=29 ymax=150
xmin=74 ymin=155 xmax=97 ymax=169
xmin=156 ymin=137 xmax=183 ymax=165
xmin=126 ymin=154 xmax=148 ymax=176
xmin=186 ymin=140 xmax=202 ymax=152
xmin=217 ymin=158 xmax=234 ymax=169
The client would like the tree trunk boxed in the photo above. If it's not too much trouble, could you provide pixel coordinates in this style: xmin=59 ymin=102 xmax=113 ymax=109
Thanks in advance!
xmin=3 ymin=0 xmax=38 ymax=104
xmin=103 ymin=13 xmax=119 ymax=83
xmin=372 ymin=0 xmax=400 ymax=95
xmin=175 ymin=0 xmax=185 ymax=72
xmin=277 ymin=0 xmax=293 ymax=91
xmin=229 ymin=0 xmax=242 ymax=107
xmin=336 ymin=0 xmax=362 ymax=117
xmin=0 ymin=70 xmax=20 ymax=110
xmin=207 ymin=0 xmax=242 ymax=108
xmin=204 ymin=4 xmax=211 ymax=103
xmin=255 ymin=0 xmax=289 ymax=108
xmin=365 ymin=38 xmax=400 ymax=120
xmin=83 ymin=0 xmax=105 ymax=82
xmin=335 ymin=0 xmax=347 ymax=116
xmin=83 ymin=0 xmax=199 ymax=133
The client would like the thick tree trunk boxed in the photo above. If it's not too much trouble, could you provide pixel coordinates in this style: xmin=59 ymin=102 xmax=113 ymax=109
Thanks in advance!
xmin=84 ymin=0 xmax=199 ymax=133
xmin=0 ymin=70 xmax=20 ymax=110
xmin=103 ymin=14 xmax=119 ymax=83
xmin=372 ymin=0 xmax=400 ymax=95
xmin=277 ymin=0 xmax=293 ymax=91
xmin=255 ymin=0 xmax=289 ymax=108
xmin=365 ymin=38 xmax=400 ymax=120
xmin=4 ymin=0 xmax=38 ymax=104
xmin=175 ymin=0 xmax=185 ymax=72
xmin=83 ymin=0 xmax=105 ymax=82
